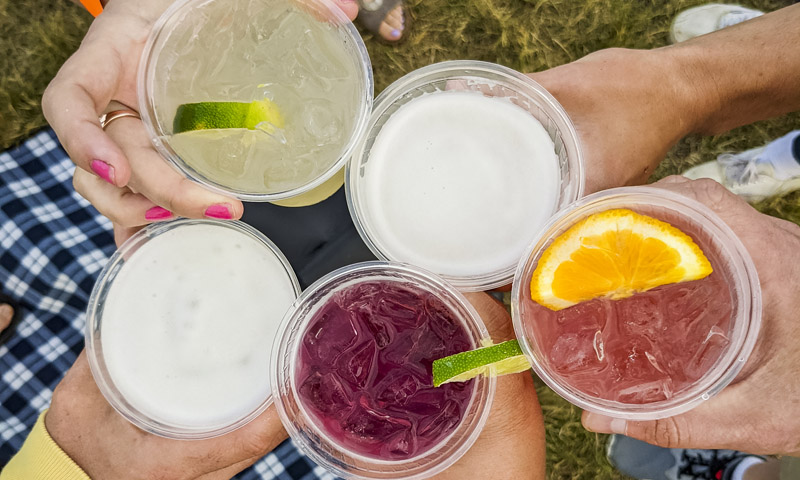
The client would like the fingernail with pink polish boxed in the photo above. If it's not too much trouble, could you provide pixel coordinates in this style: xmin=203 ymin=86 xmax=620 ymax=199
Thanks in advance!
xmin=204 ymin=204 xmax=233 ymax=220
xmin=91 ymin=160 xmax=116 ymax=185
xmin=145 ymin=206 xmax=173 ymax=221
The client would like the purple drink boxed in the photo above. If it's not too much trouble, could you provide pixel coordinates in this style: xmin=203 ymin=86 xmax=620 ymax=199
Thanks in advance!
xmin=295 ymin=280 xmax=475 ymax=460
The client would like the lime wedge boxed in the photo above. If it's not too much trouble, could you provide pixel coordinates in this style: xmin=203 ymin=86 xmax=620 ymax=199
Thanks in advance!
xmin=173 ymin=99 xmax=284 ymax=134
xmin=432 ymin=339 xmax=531 ymax=387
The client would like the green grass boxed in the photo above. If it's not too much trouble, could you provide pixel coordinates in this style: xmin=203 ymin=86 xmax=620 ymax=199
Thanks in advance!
xmin=1 ymin=0 xmax=797 ymax=478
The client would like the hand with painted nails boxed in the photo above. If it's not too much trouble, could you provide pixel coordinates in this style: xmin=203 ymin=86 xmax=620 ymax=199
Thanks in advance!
xmin=44 ymin=0 xmax=359 ymax=246
xmin=583 ymin=176 xmax=800 ymax=457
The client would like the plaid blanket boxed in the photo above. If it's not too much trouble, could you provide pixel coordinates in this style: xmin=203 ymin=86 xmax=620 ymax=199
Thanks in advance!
xmin=0 ymin=129 xmax=335 ymax=480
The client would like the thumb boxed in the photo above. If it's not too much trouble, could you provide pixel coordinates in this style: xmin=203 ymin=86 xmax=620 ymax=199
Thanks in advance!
xmin=331 ymin=0 xmax=358 ymax=21
xmin=581 ymin=390 xmax=749 ymax=450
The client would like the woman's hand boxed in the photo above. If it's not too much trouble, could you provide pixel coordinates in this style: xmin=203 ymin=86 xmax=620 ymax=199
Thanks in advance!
xmin=44 ymin=0 xmax=359 ymax=246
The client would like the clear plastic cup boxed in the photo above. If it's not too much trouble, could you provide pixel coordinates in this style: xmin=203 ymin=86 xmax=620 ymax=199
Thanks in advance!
xmin=346 ymin=60 xmax=584 ymax=291
xmin=85 ymin=219 xmax=301 ymax=439
xmin=138 ymin=0 xmax=373 ymax=204
xmin=271 ymin=261 xmax=496 ymax=479
xmin=511 ymin=187 xmax=761 ymax=420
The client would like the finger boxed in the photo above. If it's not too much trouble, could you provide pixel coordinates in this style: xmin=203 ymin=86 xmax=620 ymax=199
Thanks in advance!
xmin=195 ymin=454 xmax=264 ymax=480
xmin=581 ymin=387 xmax=753 ymax=451
xmin=104 ymin=118 xmax=244 ymax=220
xmin=74 ymin=168 xmax=171 ymax=228
xmin=42 ymin=16 xmax=146 ymax=188
xmin=331 ymin=0 xmax=358 ymax=21
xmin=653 ymin=174 xmax=691 ymax=185
xmin=113 ymin=223 xmax=144 ymax=248
xmin=195 ymin=406 xmax=287 ymax=473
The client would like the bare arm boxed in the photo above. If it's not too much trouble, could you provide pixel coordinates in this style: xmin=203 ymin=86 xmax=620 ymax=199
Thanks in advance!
xmin=670 ymin=3 xmax=800 ymax=136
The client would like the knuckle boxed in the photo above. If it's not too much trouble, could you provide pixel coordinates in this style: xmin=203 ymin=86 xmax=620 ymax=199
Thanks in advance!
xmin=645 ymin=417 xmax=685 ymax=449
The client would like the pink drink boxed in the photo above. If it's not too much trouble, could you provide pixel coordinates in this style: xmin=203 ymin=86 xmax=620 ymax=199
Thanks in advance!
xmin=520 ymin=203 xmax=739 ymax=405
xmin=524 ymin=273 xmax=732 ymax=404
xmin=296 ymin=281 xmax=474 ymax=460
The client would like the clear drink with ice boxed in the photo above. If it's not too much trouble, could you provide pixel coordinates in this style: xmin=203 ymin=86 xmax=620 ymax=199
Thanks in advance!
xmin=140 ymin=0 xmax=371 ymax=202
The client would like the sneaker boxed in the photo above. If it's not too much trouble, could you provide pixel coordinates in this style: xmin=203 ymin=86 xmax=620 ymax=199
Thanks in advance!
xmin=607 ymin=434 xmax=765 ymax=480
xmin=682 ymin=133 xmax=800 ymax=203
xmin=670 ymin=3 xmax=763 ymax=43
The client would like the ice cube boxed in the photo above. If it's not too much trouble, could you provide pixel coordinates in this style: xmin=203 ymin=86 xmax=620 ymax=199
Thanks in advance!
xmin=615 ymin=291 xmax=665 ymax=341
xmin=417 ymin=399 xmax=462 ymax=438
xmin=336 ymin=340 xmax=377 ymax=388
xmin=302 ymin=302 xmax=358 ymax=360
xmin=299 ymin=371 xmax=353 ymax=419
xmin=426 ymin=296 xmax=461 ymax=340
xmin=351 ymin=304 xmax=396 ymax=349
xmin=375 ymin=371 xmax=420 ymax=406
xmin=549 ymin=330 xmax=604 ymax=374
xmin=344 ymin=401 xmax=411 ymax=442
xmin=334 ymin=281 xmax=383 ymax=311
xmin=381 ymin=429 xmax=417 ymax=459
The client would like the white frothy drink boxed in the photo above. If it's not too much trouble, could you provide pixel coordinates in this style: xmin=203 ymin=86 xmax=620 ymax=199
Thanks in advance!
xmin=361 ymin=91 xmax=560 ymax=278
xmin=100 ymin=223 xmax=297 ymax=429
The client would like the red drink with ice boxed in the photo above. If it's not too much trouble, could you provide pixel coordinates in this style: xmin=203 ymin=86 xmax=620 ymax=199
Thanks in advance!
xmin=296 ymin=281 xmax=474 ymax=459
xmin=512 ymin=188 xmax=761 ymax=419
xmin=273 ymin=262 xmax=495 ymax=478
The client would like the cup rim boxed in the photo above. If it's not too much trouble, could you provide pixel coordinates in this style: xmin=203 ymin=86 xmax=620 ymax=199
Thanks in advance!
xmin=510 ymin=185 xmax=762 ymax=420
xmin=270 ymin=260 xmax=497 ymax=479
xmin=85 ymin=218 xmax=301 ymax=439
xmin=346 ymin=59 xmax=585 ymax=292
xmin=136 ymin=0 xmax=374 ymax=202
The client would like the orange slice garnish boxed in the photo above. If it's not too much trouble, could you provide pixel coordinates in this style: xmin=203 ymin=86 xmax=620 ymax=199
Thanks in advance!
xmin=530 ymin=209 xmax=713 ymax=311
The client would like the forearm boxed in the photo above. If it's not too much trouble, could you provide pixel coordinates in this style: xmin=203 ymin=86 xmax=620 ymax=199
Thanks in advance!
xmin=667 ymin=4 xmax=800 ymax=136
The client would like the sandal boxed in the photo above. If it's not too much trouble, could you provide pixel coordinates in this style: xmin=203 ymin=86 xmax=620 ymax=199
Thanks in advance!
xmin=357 ymin=0 xmax=406 ymax=42
xmin=0 ymin=292 xmax=22 ymax=346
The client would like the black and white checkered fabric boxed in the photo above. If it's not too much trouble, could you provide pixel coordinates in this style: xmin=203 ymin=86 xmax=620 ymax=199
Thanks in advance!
xmin=0 ymin=129 xmax=336 ymax=480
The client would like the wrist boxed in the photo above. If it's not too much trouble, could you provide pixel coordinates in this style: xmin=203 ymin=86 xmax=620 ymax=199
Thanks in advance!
xmin=656 ymin=45 xmax=721 ymax=137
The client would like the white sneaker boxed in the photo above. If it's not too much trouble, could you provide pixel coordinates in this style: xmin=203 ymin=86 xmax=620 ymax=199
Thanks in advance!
xmin=683 ymin=133 xmax=800 ymax=202
xmin=670 ymin=3 xmax=763 ymax=43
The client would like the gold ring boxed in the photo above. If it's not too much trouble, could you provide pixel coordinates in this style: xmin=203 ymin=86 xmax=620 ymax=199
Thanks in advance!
xmin=99 ymin=109 xmax=140 ymax=130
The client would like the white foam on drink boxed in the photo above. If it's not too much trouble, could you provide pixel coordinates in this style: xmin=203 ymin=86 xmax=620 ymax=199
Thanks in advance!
xmin=101 ymin=224 xmax=296 ymax=429
xmin=362 ymin=91 xmax=560 ymax=278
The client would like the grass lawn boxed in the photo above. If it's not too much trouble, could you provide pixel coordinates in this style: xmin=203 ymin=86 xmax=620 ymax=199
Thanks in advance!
xmin=1 ymin=0 xmax=797 ymax=478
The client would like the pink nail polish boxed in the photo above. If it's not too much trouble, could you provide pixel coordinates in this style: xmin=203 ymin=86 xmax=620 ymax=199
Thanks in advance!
xmin=145 ymin=206 xmax=173 ymax=221
xmin=90 ymin=160 xmax=116 ymax=185
xmin=204 ymin=204 xmax=233 ymax=219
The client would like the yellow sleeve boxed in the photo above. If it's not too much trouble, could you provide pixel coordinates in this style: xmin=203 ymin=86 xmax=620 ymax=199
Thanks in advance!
xmin=1 ymin=410 xmax=90 ymax=480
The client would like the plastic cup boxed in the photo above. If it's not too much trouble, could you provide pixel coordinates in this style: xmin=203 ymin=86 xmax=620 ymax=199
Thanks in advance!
xmin=346 ymin=60 xmax=584 ymax=291
xmin=138 ymin=0 xmax=373 ymax=204
xmin=271 ymin=261 xmax=496 ymax=479
xmin=85 ymin=219 xmax=301 ymax=439
xmin=511 ymin=186 xmax=761 ymax=420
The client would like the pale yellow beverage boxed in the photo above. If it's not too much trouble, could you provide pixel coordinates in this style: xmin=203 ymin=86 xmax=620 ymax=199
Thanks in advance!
xmin=139 ymin=0 xmax=372 ymax=204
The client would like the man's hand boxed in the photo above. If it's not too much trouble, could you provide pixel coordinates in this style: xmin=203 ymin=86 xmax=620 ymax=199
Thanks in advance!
xmin=46 ymin=351 xmax=287 ymax=480
xmin=583 ymin=176 xmax=800 ymax=457
xmin=528 ymin=47 xmax=704 ymax=193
